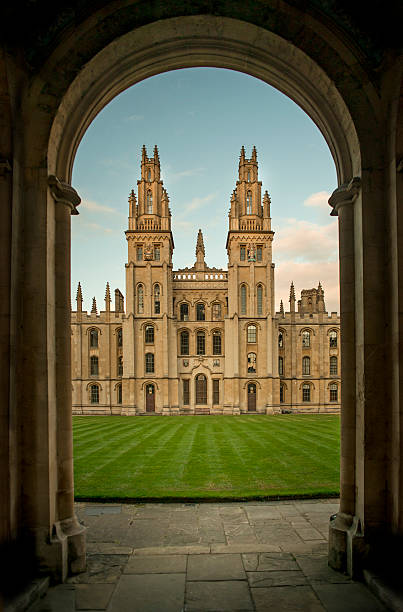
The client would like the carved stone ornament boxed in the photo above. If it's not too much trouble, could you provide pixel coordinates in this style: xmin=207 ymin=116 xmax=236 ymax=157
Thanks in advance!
xmin=328 ymin=177 xmax=361 ymax=216
xmin=144 ymin=246 xmax=153 ymax=260
xmin=48 ymin=175 xmax=81 ymax=215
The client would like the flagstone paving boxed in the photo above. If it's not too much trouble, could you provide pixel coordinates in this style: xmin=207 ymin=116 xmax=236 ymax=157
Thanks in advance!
xmin=29 ymin=499 xmax=387 ymax=611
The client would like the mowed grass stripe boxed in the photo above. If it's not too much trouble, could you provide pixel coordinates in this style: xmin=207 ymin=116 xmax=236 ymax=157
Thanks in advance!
xmin=73 ymin=415 xmax=340 ymax=499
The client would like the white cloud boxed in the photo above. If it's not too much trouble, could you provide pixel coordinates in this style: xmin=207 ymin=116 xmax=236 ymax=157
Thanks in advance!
xmin=82 ymin=199 xmax=116 ymax=214
xmin=162 ymin=167 xmax=205 ymax=183
xmin=275 ymin=261 xmax=340 ymax=313
xmin=126 ymin=114 xmax=144 ymax=121
xmin=304 ymin=191 xmax=331 ymax=208
xmin=273 ymin=218 xmax=338 ymax=262
xmin=80 ymin=222 xmax=114 ymax=234
xmin=178 ymin=193 xmax=217 ymax=217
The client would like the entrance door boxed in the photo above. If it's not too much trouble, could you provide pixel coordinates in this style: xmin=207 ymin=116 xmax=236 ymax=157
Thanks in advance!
xmin=247 ymin=383 xmax=256 ymax=411
xmin=146 ymin=384 xmax=155 ymax=412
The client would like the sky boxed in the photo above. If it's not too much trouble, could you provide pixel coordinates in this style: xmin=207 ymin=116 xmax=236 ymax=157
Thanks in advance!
xmin=72 ymin=67 xmax=339 ymax=313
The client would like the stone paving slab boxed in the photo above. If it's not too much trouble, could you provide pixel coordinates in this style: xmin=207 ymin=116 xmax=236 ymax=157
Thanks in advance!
xmin=75 ymin=583 xmax=114 ymax=610
xmin=251 ymin=585 xmax=325 ymax=611
xmin=187 ymin=554 xmax=245 ymax=581
xmin=133 ymin=544 xmax=210 ymax=555
xmin=242 ymin=552 xmax=299 ymax=572
xmin=125 ymin=554 xmax=187 ymax=574
xmin=247 ymin=569 xmax=308 ymax=587
xmin=185 ymin=580 xmax=254 ymax=611
xmin=312 ymin=583 xmax=387 ymax=611
xmin=107 ymin=573 xmax=185 ymax=611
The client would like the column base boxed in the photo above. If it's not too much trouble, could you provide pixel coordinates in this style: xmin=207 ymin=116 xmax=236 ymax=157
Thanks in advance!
xmin=328 ymin=512 xmax=368 ymax=579
xmin=36 ymin=516 xmax=86 ymax=582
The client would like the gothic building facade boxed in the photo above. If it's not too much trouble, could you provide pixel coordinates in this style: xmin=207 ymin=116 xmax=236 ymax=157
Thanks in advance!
xmin=71 ymin=147 xmax=340 ymax=415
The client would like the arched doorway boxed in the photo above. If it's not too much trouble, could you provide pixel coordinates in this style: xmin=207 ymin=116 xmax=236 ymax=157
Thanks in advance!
xmin=145 ymin=383 xmax=155 ymax=412
xmin=247 ymin=383 xmax=256 ymax=412
xmin=195 ymin=374 xmax=207 ymax=405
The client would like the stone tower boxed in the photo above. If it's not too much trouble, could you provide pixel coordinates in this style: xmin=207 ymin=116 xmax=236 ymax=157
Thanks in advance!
xmin=123 ymin=145 xmax=178 ymax=414
xmin=225 ymin=146 xmax=278 ymax=412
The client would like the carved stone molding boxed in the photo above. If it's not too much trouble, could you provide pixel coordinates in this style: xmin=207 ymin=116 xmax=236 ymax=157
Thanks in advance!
xmin=328 ymin=177 xmax=361 ymax=216
xmin=48 ymin=175 xmax=81 ymax=215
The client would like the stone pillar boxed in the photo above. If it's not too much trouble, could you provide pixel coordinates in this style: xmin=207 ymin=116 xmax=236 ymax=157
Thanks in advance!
xmin=328 ymin=178 xmax=360 ymax=574
xmin=48 ymin=176 xmax=86 ymax=576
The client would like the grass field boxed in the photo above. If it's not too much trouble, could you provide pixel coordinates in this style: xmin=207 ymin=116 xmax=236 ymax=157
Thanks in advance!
xmin=73 ymin=415 xmax=340 ymax=501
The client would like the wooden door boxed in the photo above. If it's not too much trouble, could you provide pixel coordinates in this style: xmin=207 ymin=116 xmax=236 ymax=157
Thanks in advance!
xmin=247 ymin=383 xmax=256 ymax=411
xmin=146 ymin=384 xmax=155 ymax=412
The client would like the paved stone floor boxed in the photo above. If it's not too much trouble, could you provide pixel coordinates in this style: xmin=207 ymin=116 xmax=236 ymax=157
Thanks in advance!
xmin=30 ymin=499 xmax=387 ymax=611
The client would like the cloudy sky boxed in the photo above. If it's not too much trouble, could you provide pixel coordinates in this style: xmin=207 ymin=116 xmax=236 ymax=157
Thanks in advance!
xmin=72 ymin=68 xmax=339 ymax=313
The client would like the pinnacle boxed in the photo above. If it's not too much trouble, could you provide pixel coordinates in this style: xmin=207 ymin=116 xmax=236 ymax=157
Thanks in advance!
xmin=289 ymin=281 xmax=296 ymax=301
xmin=76 ymin=282 xmax=83 ymax=301
xmin=196 ymin=228 xmax=205 ymax=256
xmin=91 ymin=296 xmax=97 ymax=314
xmin=105 ymin=282 xmax=111 ymax=301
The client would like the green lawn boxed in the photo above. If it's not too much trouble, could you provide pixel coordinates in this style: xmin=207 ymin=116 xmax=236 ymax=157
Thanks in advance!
xmin=73 ymin=415 xmax=340 ymax=501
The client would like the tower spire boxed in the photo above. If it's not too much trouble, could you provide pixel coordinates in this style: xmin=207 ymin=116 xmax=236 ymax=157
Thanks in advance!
xmin=251 ymin=145 xmax=257 ymax=161
xmin=289 ymin=281 xmax=296 ymax=313
xmin=76 ymin=282 xmax=83 ymax=312
xmin=280 ymin=299 xmax=284 ymax=316
xmin=91 ymin=296 xmax=97 ymax=315
xmin=141 ymin=144 xmax=147 ymax=162
xmin=105 ymin=282 xmax=111 ymax=311
xmin=195 ymin=229 xmax=206 ymax=270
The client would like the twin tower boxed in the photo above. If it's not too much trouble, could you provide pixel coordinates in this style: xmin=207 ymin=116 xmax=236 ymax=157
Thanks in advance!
xmin=71 ymin=146 xmax=340 ymax=415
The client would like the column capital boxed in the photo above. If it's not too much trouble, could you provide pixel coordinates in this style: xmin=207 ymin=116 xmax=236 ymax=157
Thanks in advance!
xmin=328 ymin=177 xmax=361 ymax=216
xmin=48 ymin=175 xmax=81 ymax=215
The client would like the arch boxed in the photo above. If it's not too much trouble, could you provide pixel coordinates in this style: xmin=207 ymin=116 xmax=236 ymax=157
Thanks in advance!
xmin=88 ymin=327 xmax=100 ymax=348
xmin=137 ymin=283 xmax=144 ymax=314
xmin=278 ymin=331 xmax=284 ymax=348
xmin=115 ymin=382 xmax=122 ymax=405
xmin=144 ymin=324 xmax=155 ymax=344
xmin=240 ymin=284 xmax=247 ymax=315
xmin=116 ymin=327 xmax=123 ymax=347
xmin=328 ymin=329 xmax=338 ymax=348
xmin=146 ymin=189 xmax=153 ymax=213
xmin=247 ymin=381 xmax=257 ymax=411
xmin=196 ymin=302 xmax=205 ymax=321
xmin=212 ymin=330 xmax=222 ymax=355
xmin=302 ymin=355 xmax=311 ymax=375
xmin=180 ymin=329 xmax=190 ymax=355
xmin=145 ymin=352 xmax=154 ymax=373
xmin=196 ymin=330 xmax=206 ymax=355
xmin=179 ymin=301 xmax=190 ymax=321
xmin=195 ymin=373 xmax=207 ymax=404
xmin=89 ymin=383 xmax=100 ymax=404
xmin=153 ymin=283 xmax=161 ymax=314
xmin=330 ymin=355 xmax=338 ymax=376
xmin=212 ymin=301 xmax=222 ymax=320
xmin=247 ymin=323 xmax=257 ymax=344
xmin=256 ymin=284 xmax=264 ymax=315
xmin=145 ymin=382 xmax=155 ymax=412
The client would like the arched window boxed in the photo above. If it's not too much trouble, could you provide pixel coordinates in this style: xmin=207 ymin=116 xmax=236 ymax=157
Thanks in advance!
xmin=330 ymin=356 xmax=338 ymax=375
xmin=180 ymin=330 xmax=189 ymax=355
xmin=137 ymin=285 xmax=144 ymax=314
xmin=330 ymin=383 xmax=338 ymax=402
xmin=329 ymin=330 xmax=338 ymax=348
xmin=280 ymin=384 xmax=285 ymax=403
xmin=117 ymin=356 xmax=123 ymax=377
xmin=247 ymin=324 xmax=257 ymax=343
xmin=213 ymin=331 xmax=222 ymax=355
xmin=212 ymin=302 xmax=222 ymax=320
xmin=247 ymin=170 xmax=250 ymax=182
xmin=145 ymin=325 xmax=154 ymax=344
xmin=90 ymin=355 xmax=98 ymax=376
xmin=90 ymin=328 xmax=98 ymax=348
xmin=146 ymin=189 xmax=153 ymax=213
xmin=117 ymin=328 xmax=123 ymax=347
xmin=257 ymin=285 xmax=263 ymax=315
xmin=90 ymin=384 xmax=99 ymax=404
xmin=196 ymin=303 xmax=205 ymax=321
xmin=302 ymin=356 xmax=311 ymax=375
xmin=278 ymin=332 xmax=284 ymax=348
xmin=180 ymin=303 xmax=189 ymax=321
xmin=147 ymin=169 xmax=151 ymax=181
xmin=196 ymin=331 xmax=205 ymax=355
xmin=145 ymin=353 xmax=154 ymax=373
xmin=279 ymin=356 xmax=284 ymax=376
xmin=154 ymin=284 xmax=160 ymax=314
xmin=246 ymin=191 xmax=252 ymax=214
xmin=247 ymin=352 xmax=257 ymax=373
xmin=240 ymin=285 xmax=247 ymax=315
xmin=195 ymin=374 xmax=207 ymax=404
xmin=302 ymin=384 xmax=311 ymax=402
xmin=117 ymin=384 xmax=122 ymax=405
xmin=302 ymin=330 xmax=311 ymax=347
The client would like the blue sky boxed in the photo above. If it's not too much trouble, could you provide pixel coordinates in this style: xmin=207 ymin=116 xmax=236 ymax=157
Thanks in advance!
xmin=72 ymin=68 xmax=339 ymax=312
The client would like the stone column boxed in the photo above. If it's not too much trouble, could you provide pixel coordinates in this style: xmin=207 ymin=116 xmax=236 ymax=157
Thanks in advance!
xmin=48 ymin=176 xmax=86 ymax=576
xmin=328 ymin=177 xmax=360 ymax=573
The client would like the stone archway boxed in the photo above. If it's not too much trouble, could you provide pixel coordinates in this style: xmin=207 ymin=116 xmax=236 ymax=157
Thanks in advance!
xmin=3 ymin=2 xmax=402 ymax=588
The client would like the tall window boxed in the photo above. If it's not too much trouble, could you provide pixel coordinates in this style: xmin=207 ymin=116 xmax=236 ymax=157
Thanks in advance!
xmin=213 ymin=331 xmax=222 ymax=355
xmin=117 ymin=356 xmax=123 ymax=377
xmin=213 ymin=379 xmax=220 ymax=404
xmin=240 ymin=285 xmax=247 ymax=314
xmin=137 ymin=285 xmax=144 ymax=314
xmin=180 ymin=331 xmax=189 ymax=355
xmin=247 ymin=170 xmax=250 ymax=182
xmin=145 ymin=353 xmax=154 ymax=373
xmin=145 ymin=325 xmax=154 ymax=343
xmin=212 ymin=303 xmax=222 ymax=320
xmin=90 ymin=384 xmax=99 ymax=404
xmin=117 ymin=328 xmax=123 ymax=347
xmin=90 ymin=355 xmax=98 ymax=376
xmin=147 ymin=169 xmax=151 ymax=181
xmin=154 ymin=284 xmax=160 ymax=314
xmin=240 ymin=245 xmax=246 ymax=261
xmin=329 ymin=330 xmax=338 ymax=347
xmin=180 ymin=303 xmax=189 ymax=321
xmin=195 ymin=374 xmax=207 ymax=404
xmin=256 ymin=246 xmax=262 ymax=262
xmin=330 ymin=356 xmax=338 ymax=375
xmin=247 ymin=324 xmax=257 ymax=343
xmin=279 ymin=356 xmax=284 ymax=376
xmin=90 ymin=328 xmax=98 ymax=348
xmin=302 ymin=330 xmax=311 ymax=347
xmin=330 ymin=383 xmax=338 ymax=402
xmin=117 ymin=384 xmax=122 ymax=405
xmin=246 ymin=191 xmax=252 ymax=214
xmin=154 ymin=245 xmax=160 ymax=261
xmin=183 ymin=379 xmax=190 ymax=405
xmin=137 ymin=246 xmax=143 ymax=261
xmin=280 ymin=384 xmax=285 ymax=403
xmin=302 ymin=384 xmax=311 ymax=402
xmin=196 ymin=303 xmax=205 ymax=321
xmin=257 ymin=285 xmax=263 ymax=315
xmin=196 ymin=331 xmax=205 ymax=355
xmin=248 ymin=352 xmax=257 ymax=373
xmin=146 ymin=190 xmax=153 ymax=213
xmin=302 ymin=356 xmax=311 ymax=375
xmin=278 ymin=332 xmax=284 ymax=348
